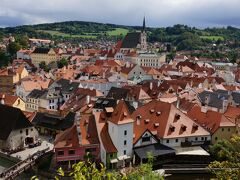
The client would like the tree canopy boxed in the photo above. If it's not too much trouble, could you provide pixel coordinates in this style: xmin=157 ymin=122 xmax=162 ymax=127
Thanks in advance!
xmin=209 ymin=136 xmax=240 ymax=180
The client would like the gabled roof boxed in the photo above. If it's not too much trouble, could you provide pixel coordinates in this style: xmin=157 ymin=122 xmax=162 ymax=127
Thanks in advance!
xmin=54 ymin=115 xmax=99 ymax=148
xmin=198 ymin=91 xmax=229 ymax=109
xmin=121 ymin=32 xmax=141 ymax=49
xmin=224 ymin=106 xmax=240 ymax=123
xmin=55 ymin=79 xmax=79 ymax=94
xmin=27 ymin=89 xmax=47 ymax=99
xmin=187 ymin=105 xmax=235 ymax=134
xmin=32 ymin=48 xmax=51 ymax=54
xmin=121 ymin=65 xmax=137 ymax=75
xmin=0 ymin=94 xmax=19 ymax=106
xmin=101 ymin=123 xmax=118 ymax=153
xmin=94 ymin=111 xmax=117 ymax=153
xmin=109 ymin=100 xmax=134 ymax=125
xmin=106 ymin=87 xmax=129 ymax=100
xmin=131 ymin=100 xmax=210 ymax=143
xmin=32 ymin=112 xmax=75 ymax=131
xmin=0 ymin=104 xmax=33 ymax=140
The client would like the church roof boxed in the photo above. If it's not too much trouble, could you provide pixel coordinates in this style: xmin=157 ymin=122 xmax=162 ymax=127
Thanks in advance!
xmin=121 ymin=32 xmax=141 ymax=49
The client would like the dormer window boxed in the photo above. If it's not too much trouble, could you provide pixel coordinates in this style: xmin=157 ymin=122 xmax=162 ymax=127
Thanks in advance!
xmin=181 ymin=124 xmax=187 ymax=131
xmin=123 ymin=112 xmax=128 ymax=117
xmin=145 ymin=119 xmax=150 ymax=123
xmin=156 ymin=111 xmax=161 ymax=116
xmin=137 ymin=114 xmax=142 ymax=119
xmin=170 ymin=125 xmax=175 ymax=132
xmin=174 ymin=114 xmax=180 ymax=121
xmin=193 ymin=124 xmax=198 ymax=130
xmin=154 ymin=123 xmax=159 ymax=127
xmin=150 ymin=109 xmax=155 ymax=113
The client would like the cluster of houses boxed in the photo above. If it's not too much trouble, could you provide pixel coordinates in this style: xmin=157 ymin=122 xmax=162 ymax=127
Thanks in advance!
xmin=0 ymin=19 xmax=240 ymax=169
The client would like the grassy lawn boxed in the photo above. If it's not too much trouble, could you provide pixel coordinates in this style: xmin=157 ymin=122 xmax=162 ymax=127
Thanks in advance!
xmin=200 ymin=35 xmax=224 ymax=41
xmin=37 ymin=27 xmax=129 ymax=39
xmin=107 ymin=28 xmax=129 ymax=36
xmin=37 ymin=30 xmax=97 ymax=39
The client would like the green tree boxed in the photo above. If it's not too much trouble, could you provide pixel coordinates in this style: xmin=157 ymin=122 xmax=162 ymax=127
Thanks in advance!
xmin=0 ymin=49 xmax=10 ymax=67
xmin=228 ymin=50 xmax=238 ymax=63
xmin=16 ymin=34 xmax=29 ymax=49
xmin=31 ymin=152 xmax=163 ymax=180
xmin=7 ymin=42 xmax=21 ymax=57
xmin=176 ymin=32 xmax=202 ymax=50
xmin=58 ymin=57 xmax=68 ymax=68
xmin=39 ymin=61 xmax=50 ymax=72
xmin=208 ymin=136 xmax=240 ymax=180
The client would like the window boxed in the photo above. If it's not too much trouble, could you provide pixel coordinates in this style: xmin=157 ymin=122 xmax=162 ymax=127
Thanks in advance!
xmin=215 ymin=137 xmax=218 ymax=140
xmin=68 ymin=150 xmax=75 ymax=155
xmin=86 ymin=148 xmax=96 ymax=153
xmin=222 ymin=128 xmax=224 ymax=132
xmin=195 ymin=137 xmax=198 ymax=141
xmin=31 ymin=128 xmax=33 ymax=131
xmin=20 ymin=130 xmax=22 ymax=133
xmin=166 ymin=139 xmax=169 ymax=143
xmin=57 ymin=151 xmax=64 ymax=156
xmin=124 ymin=130 xmax=127 ymax=136
xmin=124 ymin=140 xmax=127 ymax=145
xmin=201 ymin=137 xmax=204 ymax=141
xmin=26 ymin=129 xmax=29 ymax=136
xmin=228 ymin=128 xmax=230 ymax=132
xmin=142 ymin=136 xmax=151 ymax=142
xmin=175 ymin=139 xmax=178 ymax=143
xmin=123 ymin=150 xmax=126 ymax=155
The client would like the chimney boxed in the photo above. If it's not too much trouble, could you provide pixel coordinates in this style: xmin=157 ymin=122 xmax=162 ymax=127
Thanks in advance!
xmin=176 ymin=97 xmax=180 ymax=109
xmin=0 ymin=94 xmax=5 ymax=105
xmin=205 ymin=94 xmax=210 ymax=105
xmin=150 ymin=82 xmax=153 ymax=90
xmin=222 ymin=99 xmax=228 ymax=113
xmin=86 ymin=95 xmax=90 ymax=104
xmin=103 ymin=71 xmax=106 ymax=79
xmin=132 ymin=101 xmax=138 ymax=109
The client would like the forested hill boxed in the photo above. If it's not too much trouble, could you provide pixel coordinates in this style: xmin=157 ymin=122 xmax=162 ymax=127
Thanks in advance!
xmin=1 ymin=21 xmax=240 ymax=49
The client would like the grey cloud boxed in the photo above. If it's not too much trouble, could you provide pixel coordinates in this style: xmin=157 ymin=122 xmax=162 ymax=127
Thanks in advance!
xmin=0 ymin=0 xmax=240 ymax=27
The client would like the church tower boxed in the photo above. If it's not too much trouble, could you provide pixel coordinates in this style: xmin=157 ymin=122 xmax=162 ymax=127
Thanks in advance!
xmin=140 ymin=16 xmax=147 ymax=51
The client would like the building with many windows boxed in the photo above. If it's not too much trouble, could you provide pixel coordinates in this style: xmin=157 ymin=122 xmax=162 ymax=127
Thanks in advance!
xmin=135 ymin=53 xmax=166 ymax=68
xmin=31 ymin=48 xmax=57 ymax=67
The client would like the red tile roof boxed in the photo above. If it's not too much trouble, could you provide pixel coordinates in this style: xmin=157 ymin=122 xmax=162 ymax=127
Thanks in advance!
xmin=109 ymin=100 xmax=134 ymax=125
xmin=131 ymin=100 xmax=210 ymax=143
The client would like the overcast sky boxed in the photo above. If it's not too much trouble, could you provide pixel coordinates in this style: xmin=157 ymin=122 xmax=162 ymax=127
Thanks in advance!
xmin=1 ymin=0 xmax=240 ymax=28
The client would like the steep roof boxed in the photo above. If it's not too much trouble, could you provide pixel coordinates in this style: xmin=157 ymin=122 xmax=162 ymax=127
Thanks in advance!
xmin=54 ymin=115 xmax=99 ymax=148
xmin=27 ymin=89 xmax=47 ymax=99
xmin=95 ymin=111 xmax=117 ymax=153
xmin=109 ymin=100 xmax=134 ymax=125
xmin=55 ymin=79 xmax=79 ymax=94
xmin=131 ymin=100 xmax=210 ymax=143
xmin=32 ymin=112 xmax=75 ymax=131
xmin=0 ymin=104 xmax=33 ymax=140
xmin=187 ymin=105 xmax=235 ymax=134
xmin=121 ymin=32 xmax=141 ymax=49
xmin=106 ymin=87 xmax=129 ymax=100
xmin=198 ymin=91 xmax=229 ymax=109
xmin=32 ymin=48 xmax=51 ymax=54
xmin=0 ymin=94 xmax=18 ymax=106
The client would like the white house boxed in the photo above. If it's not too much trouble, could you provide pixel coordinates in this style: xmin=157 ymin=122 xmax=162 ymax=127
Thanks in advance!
xmin=0 ymin=104 xmax=39 ymax=150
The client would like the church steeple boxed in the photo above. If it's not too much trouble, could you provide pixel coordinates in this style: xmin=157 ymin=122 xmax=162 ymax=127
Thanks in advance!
xmin=142 ymin=16 xmax=146 ymax=33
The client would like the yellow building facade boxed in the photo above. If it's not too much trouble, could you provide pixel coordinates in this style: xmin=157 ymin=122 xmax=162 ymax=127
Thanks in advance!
xmin=31 ymin=48 xmax=57 ymax=67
